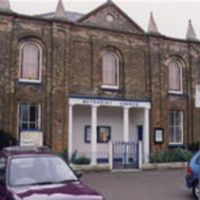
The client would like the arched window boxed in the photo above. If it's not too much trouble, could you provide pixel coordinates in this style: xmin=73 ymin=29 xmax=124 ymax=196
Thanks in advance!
xmin=19 ymin=42 xmax=42 ymax=82
xmin=168 ymin=61 xmax=182 ymax=92
xmin=102 ymin=52 xmax=119 ymax=88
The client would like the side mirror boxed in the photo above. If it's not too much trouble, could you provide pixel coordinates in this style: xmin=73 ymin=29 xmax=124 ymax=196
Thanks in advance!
xmin=75 ymin=171 xmax=83 ymax=179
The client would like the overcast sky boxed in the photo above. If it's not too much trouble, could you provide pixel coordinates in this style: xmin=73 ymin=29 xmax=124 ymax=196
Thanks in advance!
xmin=9 ymin=0 xmax=200 ymax=39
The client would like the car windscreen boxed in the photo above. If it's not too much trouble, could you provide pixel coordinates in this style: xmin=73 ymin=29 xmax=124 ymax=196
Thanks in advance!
xmin=9 ymin=155 xmax=78 ymax=187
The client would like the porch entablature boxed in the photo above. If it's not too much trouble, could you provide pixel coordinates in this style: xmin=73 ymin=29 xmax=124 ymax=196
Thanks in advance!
xmin=69 ymin=96 xmax=151 ymax=109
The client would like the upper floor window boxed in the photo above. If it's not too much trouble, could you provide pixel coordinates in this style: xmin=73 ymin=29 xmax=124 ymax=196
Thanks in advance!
xmin=168 ymin=61 xmax=182 ymax=93
xmin=102 ymin=52 xmax=119 ymax=89
xmin=19 ymin=42 xmax=42 ymax=82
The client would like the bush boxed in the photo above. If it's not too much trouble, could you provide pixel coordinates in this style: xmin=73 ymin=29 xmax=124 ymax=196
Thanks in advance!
xmin=70 ymin=150 xmax=90 ymax=165
xmin=151 ymin=148 xmax=193 ymax=163
xmin=0 ymin=129 xmax=17 ymax=150
xmin=58 ymin=149 xmax=68 ymax=162
xmin=187 ymin=141 xmax=200 ymax=153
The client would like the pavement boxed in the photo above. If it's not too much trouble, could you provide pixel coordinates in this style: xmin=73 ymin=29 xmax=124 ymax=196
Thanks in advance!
xmin=82 ymin=169 xmax=193 ymax=200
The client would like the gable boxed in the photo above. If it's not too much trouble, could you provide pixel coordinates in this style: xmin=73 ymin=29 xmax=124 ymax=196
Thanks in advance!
xmin=78 ymin=2 xmax=144 ymax=34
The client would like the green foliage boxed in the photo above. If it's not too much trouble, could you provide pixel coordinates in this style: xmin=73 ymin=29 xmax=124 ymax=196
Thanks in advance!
xmin=187 ymin=141 xmax=200 ymax=153
xmin=0 ymin=129 xmax=17 ymax=150
xmin=73 ymin=156 xmax=90 ymax=165
xmin=58 ymin=149 xmax=68 ymax=162
xmin=151 ymin=148 xmax=193 ymax=163
xmin=71 ymin=150 xmax=90 ymax=165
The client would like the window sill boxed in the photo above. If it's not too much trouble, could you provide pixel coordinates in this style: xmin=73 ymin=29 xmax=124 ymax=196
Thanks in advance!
xmin=18 ymin=79 xmax=42 ymax=84
xmin=101 ymin=85 xmax=120 ymax=92
xmin=20 ymin=129 xmax=42 ymax=132
xmin=168 ymin=143 xmax=185 ymax=148
xmin=101 ymin=85 xmax=119 ymax=89
xmin=168 ymin=90 xmax=183 ymax=95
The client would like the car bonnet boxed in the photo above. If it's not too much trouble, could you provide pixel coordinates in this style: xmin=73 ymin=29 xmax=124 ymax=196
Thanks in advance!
xmin=10 ymin=182 xmax=103 ymax=200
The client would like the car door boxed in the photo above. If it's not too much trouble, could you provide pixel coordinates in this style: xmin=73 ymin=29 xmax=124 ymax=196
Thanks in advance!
xmin=0 ymin=156 xmax=7 ymax=199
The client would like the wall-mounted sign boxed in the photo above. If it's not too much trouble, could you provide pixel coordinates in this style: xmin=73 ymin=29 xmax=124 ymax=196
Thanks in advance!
xmin=84 ymin=126 xmax=111 ymax=144
xmin=69 ymin=97 xmax=151 ymax=109
xmin=20 ymin=131 xmax=43 ymax=146
xmin=154 ymin=128 xmax=163 ymax=144
xmin=196 ymin=85 xmax=200 ymax=108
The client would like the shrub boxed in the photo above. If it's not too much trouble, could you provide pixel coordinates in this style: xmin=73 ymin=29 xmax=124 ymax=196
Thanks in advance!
xmin=0 ymin=129 xmax=17 ymax=150
xmin=73 ymin=156 xmax=90 ymax=165
xmin=58 ymin=149 xmax=68 ymax=162
xmin=151 ymin=152 xmax=165 ymax=163
xmin=151 ymin=148 xmax=193 ymax=163
xmin=181 ymin=149 xmax=193 ymax=161
xmin=70 ymin=150 xmax=90 ymax=165
xmin=187 ymin=141 xmax=200 ymax=153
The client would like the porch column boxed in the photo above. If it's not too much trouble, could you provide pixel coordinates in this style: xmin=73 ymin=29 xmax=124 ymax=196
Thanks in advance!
xmin=91 ymin=105 xmax=98 ymax=166
xmin=144 ymin=108 xmax=150 ymax=163
xmin=123 ymin=107 xmax=129 ymax=142
xmin=68 ymin=104 xmax=73 ymax=161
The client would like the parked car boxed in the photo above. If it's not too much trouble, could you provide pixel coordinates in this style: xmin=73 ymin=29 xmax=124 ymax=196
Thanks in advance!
xmin=186 ymin=150 xmax=200 ymax=199
xmin=0 ymin=146 xmax=104 ymax=200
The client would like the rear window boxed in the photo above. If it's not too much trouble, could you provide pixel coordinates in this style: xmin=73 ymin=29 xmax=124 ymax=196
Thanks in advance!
xmin=196 ymin=156 xmax=200 ymax=165
xmin=0 ymin=157 xmax=6 ymax=176
xmin=0 ymin=157 xmax=6 ymax=169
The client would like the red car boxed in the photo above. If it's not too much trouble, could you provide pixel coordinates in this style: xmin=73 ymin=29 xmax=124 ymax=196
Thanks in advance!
xmin=0 ymin=146 xmax=104 ymax=200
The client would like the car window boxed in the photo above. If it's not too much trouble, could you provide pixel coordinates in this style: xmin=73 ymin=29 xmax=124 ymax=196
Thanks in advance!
xmin=0 ymin=157 xmax=6 ymax=176
xmin=0 ymin=157 xmax=6 ymax=169
xmin=196 ymin=156 xmax=200 ymax=165
xmin=9 ymin=156 xmax=77 ymax=187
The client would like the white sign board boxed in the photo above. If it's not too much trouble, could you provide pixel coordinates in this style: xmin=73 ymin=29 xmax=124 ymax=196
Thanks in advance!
xmin=196 ymin=85 xmax=200 ymax=108
xmin=69 ymin=97 xmax=151 ymax=109
xmin=20 ymin=131 xmax=43 ymax=146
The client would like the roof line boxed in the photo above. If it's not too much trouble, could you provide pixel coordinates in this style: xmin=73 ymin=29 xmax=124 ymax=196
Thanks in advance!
xmin=0 ymin=10 xmax=199 ymax=44
xmin=77 ymin=0 xmax=145 ymax=33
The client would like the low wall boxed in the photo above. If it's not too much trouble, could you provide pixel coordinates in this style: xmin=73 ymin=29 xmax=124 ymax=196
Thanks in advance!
xmin=71 ymin=162 xmax=188 ymax=172
xmin=71 ymin=164 xmax=110 ymax=172
xmin=142 ymin=162 xmax=188 ymax=170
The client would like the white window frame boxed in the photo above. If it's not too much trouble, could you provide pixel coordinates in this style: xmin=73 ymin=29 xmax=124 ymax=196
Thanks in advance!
xmin=18 ymin=103 xmax=41 ymax=135
xmin=168 ymin=61 xmax=183 ymax=94
xmin=169 ymin=110 xmax=184 ymax=145
xmin=101 ymin=51 xmax=119 ymax=89
xmin=19 ymin=42 xmax=42 ymax=83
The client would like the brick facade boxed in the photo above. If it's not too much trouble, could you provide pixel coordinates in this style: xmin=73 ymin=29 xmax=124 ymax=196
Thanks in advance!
xmin=0 ymin=1 xmax=200 ymax=154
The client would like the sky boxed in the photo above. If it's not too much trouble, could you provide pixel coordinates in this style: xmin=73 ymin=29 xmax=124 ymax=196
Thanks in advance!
xmin=9 ymin=0 xmax=200 ymax=40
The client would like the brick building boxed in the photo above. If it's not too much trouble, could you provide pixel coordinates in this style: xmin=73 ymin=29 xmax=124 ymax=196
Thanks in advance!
xmin=0 ymin=0 xmax=200 ymax=165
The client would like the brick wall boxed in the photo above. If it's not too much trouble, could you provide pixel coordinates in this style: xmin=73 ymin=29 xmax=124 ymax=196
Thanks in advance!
xmin=0 ymin=11 xmax=200 ymax=153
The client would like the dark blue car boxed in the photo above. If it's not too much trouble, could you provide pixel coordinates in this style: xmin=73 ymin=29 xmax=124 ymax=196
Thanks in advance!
xmin=186 ymin=150 xmax=200 ymax=199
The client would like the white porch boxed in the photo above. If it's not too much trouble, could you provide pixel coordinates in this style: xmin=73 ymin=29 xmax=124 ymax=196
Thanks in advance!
xmin=68 ymin=97 xmax=151 ymax=167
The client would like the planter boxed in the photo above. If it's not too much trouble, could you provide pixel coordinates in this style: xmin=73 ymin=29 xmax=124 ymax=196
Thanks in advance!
xmin=142 ymin=162 xmax=187 ymax=170
xmin=70 ymin=164 xmax=110 ymax=172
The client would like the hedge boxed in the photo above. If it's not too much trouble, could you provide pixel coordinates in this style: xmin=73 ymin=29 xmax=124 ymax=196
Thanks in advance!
xmin=151 ymin=148 xmax=193 ymax=163
xmin=0 ymin=129 xmax=17 ymax=150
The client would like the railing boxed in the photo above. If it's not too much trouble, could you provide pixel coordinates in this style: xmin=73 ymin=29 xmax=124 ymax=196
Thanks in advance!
xmin=111 ymin=141 xmax=140 ymax=169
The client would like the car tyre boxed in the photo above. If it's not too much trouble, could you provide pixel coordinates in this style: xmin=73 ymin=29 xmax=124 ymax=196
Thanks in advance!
xmin=193 ymin=181 xmax=199 ymax=199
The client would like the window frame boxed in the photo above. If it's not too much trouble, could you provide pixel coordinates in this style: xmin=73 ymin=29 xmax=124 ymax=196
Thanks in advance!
xmin=18 ymin=103 xmax=41 ymax=132
xmin=169 ymin=110 xmax=184 ymax=145
xmin=19 ymin=42 xmax=42 ymax=83
xmin=168 ymin=60 xmax=183 ymax=94
xmin=101 ymin=51 xmax=120 ymax=90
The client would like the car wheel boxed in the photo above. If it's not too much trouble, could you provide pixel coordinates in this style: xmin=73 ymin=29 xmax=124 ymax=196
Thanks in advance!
xmin=193 ymin=181 xmax=199 ymax=199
